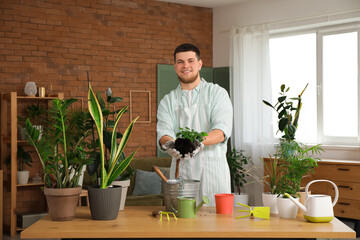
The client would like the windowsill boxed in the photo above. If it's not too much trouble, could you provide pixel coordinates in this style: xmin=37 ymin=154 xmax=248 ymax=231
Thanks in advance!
xmin=320 ymin=144 xmax=360 ymax=151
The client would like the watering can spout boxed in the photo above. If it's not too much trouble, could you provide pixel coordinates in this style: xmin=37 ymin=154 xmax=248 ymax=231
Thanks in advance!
xmin=195 ymin=196 xmax=210 ymax=214
xmin=284 ymin=193 xmax=307 ymax=213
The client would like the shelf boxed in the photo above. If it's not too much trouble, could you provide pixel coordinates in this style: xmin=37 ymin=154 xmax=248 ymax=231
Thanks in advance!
xmin=1 ymin=91 xmax=64 ymax=237
xmin=16 ymin=95 xmax=60 ymax=100
xmin=17 ymin=182 xmax=43 ymax=187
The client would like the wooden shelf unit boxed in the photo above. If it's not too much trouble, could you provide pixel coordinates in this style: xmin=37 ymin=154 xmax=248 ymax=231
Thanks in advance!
xmin=0 ymin=92 xmax=63 ymax=237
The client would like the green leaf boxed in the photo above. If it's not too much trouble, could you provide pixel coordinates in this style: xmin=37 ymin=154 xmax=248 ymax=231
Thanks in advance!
xmin=262 ymin=100 xmax=274 ymax=109
xmin=278 ymin=96 xmax=286 ymax=103
xmin=280 ymin=84 xmax=285 ymax=92
xmin=88 ymin=85 xmax=105 ymax=188
xmin=109 ymin=97 xmax=123 ymax=103
xmin=278 ymin=117 xmax=288 ymax=131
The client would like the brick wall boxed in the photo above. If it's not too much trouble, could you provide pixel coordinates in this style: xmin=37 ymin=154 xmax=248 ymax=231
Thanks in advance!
xmin=0 ymin=0 xmax=213 ymax=158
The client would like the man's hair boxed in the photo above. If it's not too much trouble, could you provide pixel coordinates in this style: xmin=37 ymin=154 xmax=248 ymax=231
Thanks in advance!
xmin=173 ymin=43 xmax=200 ymax=61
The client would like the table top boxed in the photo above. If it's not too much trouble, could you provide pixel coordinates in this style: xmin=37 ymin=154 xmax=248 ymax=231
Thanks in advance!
xmin=21 ymin=206 xmax=356 ymax=239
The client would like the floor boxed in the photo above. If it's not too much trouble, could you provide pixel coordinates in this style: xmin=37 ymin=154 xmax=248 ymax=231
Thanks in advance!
xmin=2 ymin=220 xmax=359 ymax=240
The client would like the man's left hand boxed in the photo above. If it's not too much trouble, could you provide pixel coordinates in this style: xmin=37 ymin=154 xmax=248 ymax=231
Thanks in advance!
xmin=183 ymin=140 xmax=204 ymax=159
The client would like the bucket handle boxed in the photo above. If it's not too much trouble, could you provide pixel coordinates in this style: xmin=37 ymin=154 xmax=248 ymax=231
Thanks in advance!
xmin=305 ymin=179 xmax=339 ymax=207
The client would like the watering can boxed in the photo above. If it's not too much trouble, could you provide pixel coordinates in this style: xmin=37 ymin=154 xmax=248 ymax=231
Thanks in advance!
xmin=285 ymin=179 xmax=339 ymax=223
xmin=177 ymin=196 xmax=209 ymax=218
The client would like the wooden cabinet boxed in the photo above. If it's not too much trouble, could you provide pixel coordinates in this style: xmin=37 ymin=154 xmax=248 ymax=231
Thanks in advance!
xmin=307 ymin=160 xmax=360 ymax=221
xmin=0 ymin=92 xmax=63 ymax=236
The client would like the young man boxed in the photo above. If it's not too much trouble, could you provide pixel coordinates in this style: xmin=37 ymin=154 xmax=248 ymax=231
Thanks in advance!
xmin=156 ymin=43 xmax=233 ymax=205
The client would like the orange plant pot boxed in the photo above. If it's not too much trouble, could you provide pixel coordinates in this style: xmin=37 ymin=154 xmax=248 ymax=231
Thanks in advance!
xmin=215 ymin=194 xmax=234 ymax=214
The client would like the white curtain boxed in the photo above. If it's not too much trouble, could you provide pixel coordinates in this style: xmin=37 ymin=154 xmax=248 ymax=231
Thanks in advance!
xmin=230 ymin=25 xmax=275 ymax=205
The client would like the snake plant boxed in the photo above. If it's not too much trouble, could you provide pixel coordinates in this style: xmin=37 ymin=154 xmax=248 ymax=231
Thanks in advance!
xmin=25 ymin=98 xmax=91 ymax=188
xmin=88 ymin=84 xmax=140 ymax=189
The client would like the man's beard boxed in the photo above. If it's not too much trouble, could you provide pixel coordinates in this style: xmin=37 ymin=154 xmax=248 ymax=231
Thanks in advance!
xmin=177 ymin=72 xmax=199 ymax=84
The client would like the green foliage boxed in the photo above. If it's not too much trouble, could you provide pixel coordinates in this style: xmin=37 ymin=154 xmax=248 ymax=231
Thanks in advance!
xmin=263 ymin=83 xmax=323 ymax=197
xmin=88 ymin=84 xmax=140 ymax=189
xmin=5 ymin=145 xmax=32 ymax=171
xmin=263 ymin=83 xmax=308 ymax=141
xmin=226 ymin=148 xmax=252 ymax=194
xmin=18 ymin=103 xmax=46 ymax=126
xmin=176 ymin=127 xmax=208 ymax=143
xmin=276 ymin=140 xmax=323 ymax=197
xmin=86 ymin=88 xmax=134 ymax=184
xmin=24 ymin=98 xmax=92 ymax=188
xmin=261 ymin=154 xmax=283 ymax=195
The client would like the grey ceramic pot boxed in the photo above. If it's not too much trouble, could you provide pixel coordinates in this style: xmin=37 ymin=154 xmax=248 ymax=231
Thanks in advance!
xmin=88 ymin=185 xmax=122 ymax=220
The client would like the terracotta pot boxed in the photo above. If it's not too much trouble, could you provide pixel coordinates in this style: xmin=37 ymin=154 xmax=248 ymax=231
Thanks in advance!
xmin=44 ymin=187 xmax=82 ymax=221
xmin=215 ymin=194 xmax=234 ymax=214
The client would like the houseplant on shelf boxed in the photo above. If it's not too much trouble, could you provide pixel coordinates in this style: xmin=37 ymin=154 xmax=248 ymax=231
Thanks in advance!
xmin=263 ymin=83 xmax=323 ymax=218
xmin=226 ymin=148 xmax=252 ymax=205
xmin=24 ymin=98 xmax=91 ymax=221
xmin=87 ymin=84 xmax=140 ymax=220
xmin=18 ymin=103 xmax=46 ymax=140
xmin=6 ymin=145 xmax=33 ymax=185
xmin=85 ymin=87 xmax=134 ymax=210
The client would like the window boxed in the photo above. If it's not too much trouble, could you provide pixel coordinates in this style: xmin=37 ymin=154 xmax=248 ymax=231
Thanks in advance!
xmin=269 ymin=26 xmax=359 ymax=146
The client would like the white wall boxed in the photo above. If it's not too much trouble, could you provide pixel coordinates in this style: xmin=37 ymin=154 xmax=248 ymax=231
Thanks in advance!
xmin=213 ymin=0 xmax=360 ymax=67
xmin=213 ymin=0 xmax=360 ymax=162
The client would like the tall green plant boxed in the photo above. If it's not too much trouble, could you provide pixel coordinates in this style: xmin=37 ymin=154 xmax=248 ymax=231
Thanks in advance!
xmin=263 ymin=83 xmax=308 ymax=141
xmin=226 ymin=148 xmax=252 ymax=194
xmin=25 ymin=98 xmax=91 ymax=188
xmin=88 ymin=84 xmax=140 ymax=189
xmin=86 ymin=88 xmax=135 ymax=184
xmin=263 ymin=83 xmax=323 ymax=197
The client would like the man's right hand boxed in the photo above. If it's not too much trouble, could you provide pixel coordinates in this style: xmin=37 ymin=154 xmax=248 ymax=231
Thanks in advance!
xmin=162 ymin=140 xmax=181 ymax=159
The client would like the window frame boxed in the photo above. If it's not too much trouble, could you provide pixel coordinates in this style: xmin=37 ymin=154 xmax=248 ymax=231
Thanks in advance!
xmin=317 ymin=27 xmax=360 ymax=146
xmin=269 ymin=23 xmax=360 ymax=147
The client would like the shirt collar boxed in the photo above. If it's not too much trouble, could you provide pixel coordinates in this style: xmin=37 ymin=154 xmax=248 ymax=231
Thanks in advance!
xmin=178 ymin=78 xmax=204 ymax=95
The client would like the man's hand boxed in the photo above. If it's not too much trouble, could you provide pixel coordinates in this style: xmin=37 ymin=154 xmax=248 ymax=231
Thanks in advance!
xmin=183 ymin=140 xmax=204 ymax=159
xmin=162 ymin=140 xmax=181 ymax=159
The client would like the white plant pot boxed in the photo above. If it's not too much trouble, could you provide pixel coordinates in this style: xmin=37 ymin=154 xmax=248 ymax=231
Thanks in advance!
xmin=262 ymin=192 xmax=278 ymax=214
xmin=111 ymin=179 xmax=130 ymax=211
xmin=277 ymin=196 xmax=299 ymax=218
xmin=69 ymin=165 xmax=86 ymax=187
xmin=17 ymin=170 xmax=29 ymax=185
xmin=233 ymin=193 xmax=249 ymax=206
xmin=34 ymin=125 xmax=43 ymax=140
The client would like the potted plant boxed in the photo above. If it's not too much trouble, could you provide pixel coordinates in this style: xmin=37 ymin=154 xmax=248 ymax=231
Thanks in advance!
xmin=87 ymin=84 xmax=140 ymax=220
xmin=263 ymin=83 xmax=323 ymax=218
xmin=18 ymin=103 xmax=46 ymax=140
xmin=24 ymin=98 xmax=91 ymax=221
xmin=6 ymin=145 xmax=33 ymax=184
xmin=226 ymin=148 xmax=252 ymax=205
xmin=85 ymin=87 xmax=134 ymax=210
xmin=260 ymin=153 xmax=284 ymax=214
xmin=175 ymin=127 xmax=207 ymax=157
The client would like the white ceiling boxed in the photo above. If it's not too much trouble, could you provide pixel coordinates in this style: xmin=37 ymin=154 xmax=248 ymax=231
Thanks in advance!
xmin=155 ymin=0 xmax=248 ymax=8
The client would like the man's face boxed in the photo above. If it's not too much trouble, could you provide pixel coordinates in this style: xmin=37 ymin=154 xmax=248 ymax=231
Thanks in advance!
xmin=174 ymin=51 xmax=202 ymax=84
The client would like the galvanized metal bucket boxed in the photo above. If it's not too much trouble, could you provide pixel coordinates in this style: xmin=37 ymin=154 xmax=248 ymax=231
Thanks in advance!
xmin=162 ymin=179 xmax=200 ymax=213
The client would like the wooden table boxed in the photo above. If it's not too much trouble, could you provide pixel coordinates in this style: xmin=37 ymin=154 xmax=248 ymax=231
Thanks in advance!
xmin=21 ymin=206 xmax=356 ymax=239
